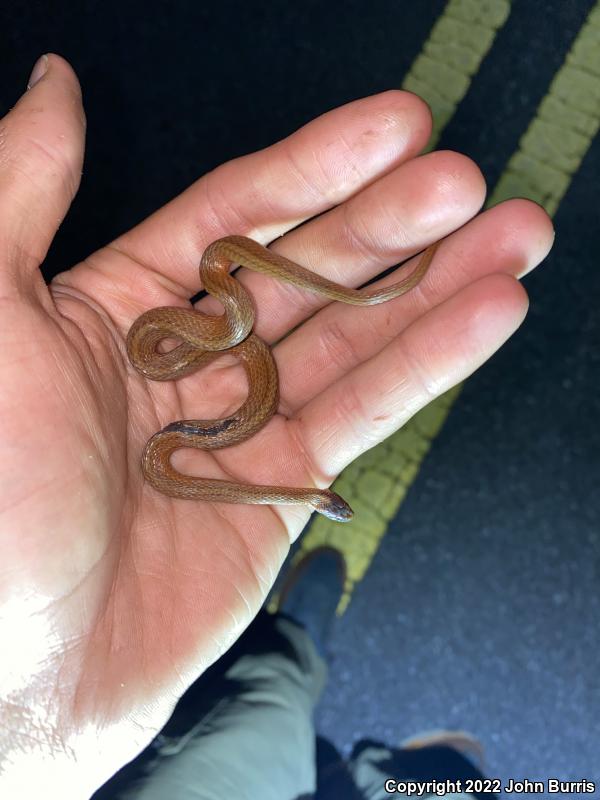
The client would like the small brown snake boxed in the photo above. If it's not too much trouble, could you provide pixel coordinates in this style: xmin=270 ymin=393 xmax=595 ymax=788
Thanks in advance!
xmin=126 ymin=236 xmax=438 ymax=521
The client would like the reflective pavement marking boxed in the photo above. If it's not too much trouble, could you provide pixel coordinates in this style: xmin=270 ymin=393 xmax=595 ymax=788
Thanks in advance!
xmin=274 ymin=0 xmax=600 ymax=615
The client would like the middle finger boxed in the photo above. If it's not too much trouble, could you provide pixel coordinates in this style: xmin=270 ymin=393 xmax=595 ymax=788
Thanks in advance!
xmin=275 ymin=196 xmax=554 ymax=414
xmin=193 ymin=148 xmax=486 ymax=345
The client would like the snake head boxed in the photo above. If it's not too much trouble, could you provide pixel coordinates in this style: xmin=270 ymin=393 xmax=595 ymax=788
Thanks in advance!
xmin=314 ymin=491 xmax=353 ymax=522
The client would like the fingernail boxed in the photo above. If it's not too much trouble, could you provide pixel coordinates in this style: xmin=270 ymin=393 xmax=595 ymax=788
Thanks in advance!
xmin=27 ymin=54 xmax=48 ymax=90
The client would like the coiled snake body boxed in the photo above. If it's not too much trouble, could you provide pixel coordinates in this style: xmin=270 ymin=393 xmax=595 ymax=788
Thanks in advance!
xmin=126 ymin=236 xmax=438 ymax=521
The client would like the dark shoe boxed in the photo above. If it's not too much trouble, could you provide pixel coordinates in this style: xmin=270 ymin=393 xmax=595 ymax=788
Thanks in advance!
xmin=276 ymin=546 xmax=346 ymax=658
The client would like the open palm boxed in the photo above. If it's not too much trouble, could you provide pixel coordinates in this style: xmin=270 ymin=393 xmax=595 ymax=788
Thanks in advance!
xmin=0 ymin=55 xmax=553 ymax=793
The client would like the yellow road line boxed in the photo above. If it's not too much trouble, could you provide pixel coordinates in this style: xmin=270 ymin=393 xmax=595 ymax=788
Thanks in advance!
xmin=274 ymin=1 xmax=600 ymax=616
xmin=489 ymin=3 xmax=600 ymax=214
xmin=403 ymin=0 xmax=512 ymax=148
xmin=268 ymin=0 xmax=516 ymax=616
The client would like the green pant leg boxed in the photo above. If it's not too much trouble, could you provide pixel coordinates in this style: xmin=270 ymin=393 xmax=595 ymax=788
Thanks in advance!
xmin=118 ymin=614 xmax=327 ymax=800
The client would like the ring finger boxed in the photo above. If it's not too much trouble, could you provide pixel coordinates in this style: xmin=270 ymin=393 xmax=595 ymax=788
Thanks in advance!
xmin=274 ymin=196 xmax=553 ymax=414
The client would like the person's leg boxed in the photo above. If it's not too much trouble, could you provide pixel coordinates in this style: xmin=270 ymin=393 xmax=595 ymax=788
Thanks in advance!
xmin=113 ymin=611 xmax=327 ymax=800
xmin=97 ymin=547 xmax=346 ymax=800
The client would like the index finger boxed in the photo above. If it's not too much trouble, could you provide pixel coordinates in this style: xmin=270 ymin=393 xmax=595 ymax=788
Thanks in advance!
xmin=106 ymin=90 xmax=432 ymax=295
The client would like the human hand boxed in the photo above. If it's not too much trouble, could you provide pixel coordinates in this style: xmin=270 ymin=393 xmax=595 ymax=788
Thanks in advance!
xmin=0 ymin=54 xmax=553 ymax=796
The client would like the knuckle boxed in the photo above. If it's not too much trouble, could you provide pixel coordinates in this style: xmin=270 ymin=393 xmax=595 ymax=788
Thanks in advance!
xmin=397 ymin=337 xmax=441 ymax=402
xmin=318 ymin=317 xmax=360 ymax=372
xmin=322 ymin=376 xmax=376 ymax=456
xmin=0 ymin=104 xmax=84 ymax=198
xmin=276 ymin=274 xmax=319 ymax=318
xmin=203 ymin=168 xmax=255 ymax=235
xmin=278 ymin=137 xmax=324 ymax=203
xmin=341 ymin=201 xmax=391 ymax=265
xmin=287 ymin=416 xmax=332 ymax=488
xmin=25 ymin=135 xmax=81 ymax=197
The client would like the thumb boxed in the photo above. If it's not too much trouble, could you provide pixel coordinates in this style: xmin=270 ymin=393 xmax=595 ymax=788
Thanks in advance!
xmin=0 ymin=53 xmax=86 ymax=299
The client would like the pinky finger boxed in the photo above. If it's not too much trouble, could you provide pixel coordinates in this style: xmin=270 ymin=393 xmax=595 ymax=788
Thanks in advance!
xmin=293 ymin=272 xmax=528 ymax=479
